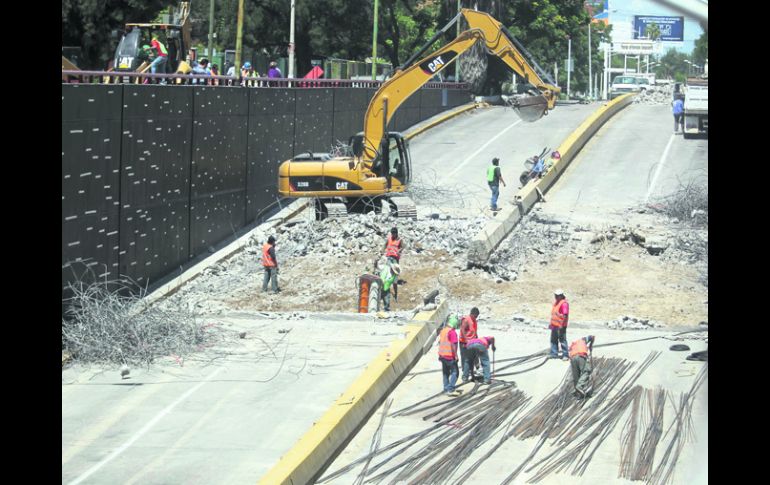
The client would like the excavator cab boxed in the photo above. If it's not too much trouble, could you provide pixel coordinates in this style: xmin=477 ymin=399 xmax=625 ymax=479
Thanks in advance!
xmin=350 ymin=132 xmax=411 ymax=187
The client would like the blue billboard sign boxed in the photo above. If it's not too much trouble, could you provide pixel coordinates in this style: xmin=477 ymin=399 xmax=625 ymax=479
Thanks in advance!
xmin=633 ymin=16 xmax=684 ymax=42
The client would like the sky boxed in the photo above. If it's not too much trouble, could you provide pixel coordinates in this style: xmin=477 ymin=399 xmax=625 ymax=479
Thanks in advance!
xmin=604 ymin=0 xmax=706 ymax=54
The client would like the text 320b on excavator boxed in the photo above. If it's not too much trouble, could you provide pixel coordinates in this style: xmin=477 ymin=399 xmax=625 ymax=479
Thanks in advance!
xmin=277 ymin=9 xmax=561 ymax=219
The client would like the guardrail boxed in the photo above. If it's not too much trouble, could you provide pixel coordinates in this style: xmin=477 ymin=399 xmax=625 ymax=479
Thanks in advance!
xmin=61 ymin=70 xmax=469 ymax=90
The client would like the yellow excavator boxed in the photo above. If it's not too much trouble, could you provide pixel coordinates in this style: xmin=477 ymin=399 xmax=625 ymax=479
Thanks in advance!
xmin=278 ymin=8 xmax=560 ymax=218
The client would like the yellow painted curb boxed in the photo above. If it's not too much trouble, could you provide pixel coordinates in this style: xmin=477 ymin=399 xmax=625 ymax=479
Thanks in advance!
xmin=258 ymin=302 xmax=448 ymax=485
xmin=468 ymin=94 xmax=635 ymax=263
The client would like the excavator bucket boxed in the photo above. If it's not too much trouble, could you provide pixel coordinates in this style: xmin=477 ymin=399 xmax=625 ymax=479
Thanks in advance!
xmin=511 ymin=94 xmax=549 ymax=122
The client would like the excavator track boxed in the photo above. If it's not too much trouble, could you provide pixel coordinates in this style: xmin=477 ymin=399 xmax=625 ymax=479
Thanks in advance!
xmin=388 ymin=196 xmax=418 ymax=219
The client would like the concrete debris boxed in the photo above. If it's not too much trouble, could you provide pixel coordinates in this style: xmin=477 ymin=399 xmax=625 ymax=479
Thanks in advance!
xmin=633 ymin=84 xmax=676 ymax=105
xmin=606 ymin=315 xmax=665 ymax=330
xmin=609 ymin=255 xmax=621 ymax=262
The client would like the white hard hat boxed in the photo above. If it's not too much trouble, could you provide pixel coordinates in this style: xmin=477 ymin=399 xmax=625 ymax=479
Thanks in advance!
xmin=554 ymin=289 xmax=565 ymax=296
xmin=391 ymin=263 xmax=401 ymax=275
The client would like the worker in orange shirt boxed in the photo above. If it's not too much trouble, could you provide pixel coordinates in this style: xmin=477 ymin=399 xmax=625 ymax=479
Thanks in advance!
xmin=549 ymin=289 xmax=569 ymax=360
xmin=261 ymin=236 xmax=280 ymax=293
xmin=438 ymin=315 xmax=461 ymax=396
xmin=460 ymin=307 xmax=480 ymax=382
xmin=569 ymin=335 xmax=595 ymax=399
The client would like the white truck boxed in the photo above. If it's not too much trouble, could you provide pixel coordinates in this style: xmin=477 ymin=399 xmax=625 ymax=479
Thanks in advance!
xmin=683 ymin=78 xmax=708 ymax=138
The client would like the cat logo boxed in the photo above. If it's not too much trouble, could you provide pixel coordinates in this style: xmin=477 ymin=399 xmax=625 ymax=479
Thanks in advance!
xmin=427 ymin=56 xmax=445 ymax=73
xmin=335 ymin=181 xmax=349 ymax=190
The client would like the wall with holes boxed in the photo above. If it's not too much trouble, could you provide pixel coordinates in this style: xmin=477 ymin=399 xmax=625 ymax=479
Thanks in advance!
xmin=62 ymin=84 xmax=470 ymax=294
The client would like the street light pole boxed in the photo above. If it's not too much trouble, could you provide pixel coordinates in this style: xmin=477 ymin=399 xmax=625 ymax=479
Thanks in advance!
xmin=372 ymin=0 xmax=379 ymax=81
xmin=456 ymin=0 xmax=461 ymax=82
xmin=207 ymin=0 xmax=215 ymax=59
xmin=234 ymin=0 xmax=244 ymax=73
xmin=567 ymin=36 xmax=571 ymax=97
xmin=588 ymin=23 xmax=592 ymax=99
xmin=289 ymin=0 xmax=295 ymax=78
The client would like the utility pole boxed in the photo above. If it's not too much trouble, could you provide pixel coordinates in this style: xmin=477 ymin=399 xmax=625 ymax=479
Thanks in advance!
xmin=456 ymin=0 xmax=461 ymax=82
xmin=289 ymin=0 xmax=296 ymax=78
xmin=207 ymin=0 xmax=215 ymax=59
xmin=567 ymin=36 xmax=571 ymax=98
xmin=235 ymin=0 xmax=244 ymax=74
xmin=588 ymin=23 xmax=592 ymax=99
xmin=372 ymin=0 xmax=379 ymax=80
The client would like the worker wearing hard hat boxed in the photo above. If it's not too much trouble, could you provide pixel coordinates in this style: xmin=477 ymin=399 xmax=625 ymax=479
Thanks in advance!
xmin=438 ymin=315 xmax=462 ymax=397
xmin=379 ymin=261 xmax=399 ymax=311
xmin=549 ymin=289 xmax=570 ymax=360
xmin=569 ymin=335 xmax=595 ymax=399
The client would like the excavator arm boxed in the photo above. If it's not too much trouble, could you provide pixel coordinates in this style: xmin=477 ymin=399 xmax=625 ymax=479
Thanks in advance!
xmin=360 ymin=8 xmax=560 ymax=165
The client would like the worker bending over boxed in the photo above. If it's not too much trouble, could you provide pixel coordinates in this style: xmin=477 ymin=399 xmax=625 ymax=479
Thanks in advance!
xmin=465 ymin=336 xmax=496 ymax=385
xmin=438 ymin=315 xmax=461 ymax=397
xmin=569 ymin=335 xmax=595 ymax=399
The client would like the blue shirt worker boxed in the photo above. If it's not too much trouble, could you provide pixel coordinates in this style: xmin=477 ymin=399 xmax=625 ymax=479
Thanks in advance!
xmin=672 ymin=96 xmax=684 ymax=134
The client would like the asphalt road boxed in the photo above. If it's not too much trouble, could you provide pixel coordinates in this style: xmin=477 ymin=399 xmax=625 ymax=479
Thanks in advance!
xmin=408 ymin=103 xmax=600 ymax=216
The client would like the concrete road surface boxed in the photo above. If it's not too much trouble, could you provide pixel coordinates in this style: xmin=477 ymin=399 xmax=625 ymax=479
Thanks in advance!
xmin=408 ymin=103 xmax=600 ymax=216
xmin=62 ymin=313 xmax=407 ymax=485
xmin=539 ymin=103 xmax=708 ymax=225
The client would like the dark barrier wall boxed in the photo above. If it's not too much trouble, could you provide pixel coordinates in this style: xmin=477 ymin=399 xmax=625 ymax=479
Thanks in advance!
xmin=62 ymin=84 xmax=470 ymax=293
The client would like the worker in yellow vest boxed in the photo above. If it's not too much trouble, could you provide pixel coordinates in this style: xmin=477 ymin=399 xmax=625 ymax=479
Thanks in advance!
xmin=569 ymin=335 xmax=595 ymax=399
xmin=438 ymin=315 xmax=461 ymax=397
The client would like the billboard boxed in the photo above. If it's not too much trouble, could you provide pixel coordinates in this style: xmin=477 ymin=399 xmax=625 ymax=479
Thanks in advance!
xmin=633 ymin=16 xmax=684 ymax=42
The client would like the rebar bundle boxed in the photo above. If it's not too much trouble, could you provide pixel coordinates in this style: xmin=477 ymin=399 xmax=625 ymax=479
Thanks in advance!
xmin=62 ymin=278 xmax=222 ymax=366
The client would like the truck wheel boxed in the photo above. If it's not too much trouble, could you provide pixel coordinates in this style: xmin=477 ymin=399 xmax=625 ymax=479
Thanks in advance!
xmin=368 ymin=282 xmax=381 ymax=312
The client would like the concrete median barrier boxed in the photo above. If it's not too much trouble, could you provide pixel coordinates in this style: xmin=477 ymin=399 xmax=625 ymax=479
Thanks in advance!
xmin=468 ymin=94 xmax=635 ymax=264
xmin=258 ymin=302 xmax=448 ymax=485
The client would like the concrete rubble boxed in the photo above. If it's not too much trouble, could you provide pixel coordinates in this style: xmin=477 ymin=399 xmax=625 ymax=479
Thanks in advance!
xmin=633 ymin=83 xmax=676 ymax=105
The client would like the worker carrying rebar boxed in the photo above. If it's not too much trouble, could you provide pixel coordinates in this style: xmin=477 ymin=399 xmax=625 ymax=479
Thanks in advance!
xmin=438 ymin=315 xmax=462 ymax=397
xmin=569 ymin=335 xmax=595 ymax=399
xmin=460 ymin=307 xmax=480 ymax=382
xmin=465 ymin=336 xmax=496 ymax=385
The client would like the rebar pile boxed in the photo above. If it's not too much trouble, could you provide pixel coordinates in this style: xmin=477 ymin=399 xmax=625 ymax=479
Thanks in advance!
xmin=318 ymin=382 xmax=529 ymax=484
xmin=648 ymin=364 xmax=707 ymax=485
xmin=618 ymin=386 xmax=667 ymax=481
xmin=62 ymin=278 xmax=222 ymax=366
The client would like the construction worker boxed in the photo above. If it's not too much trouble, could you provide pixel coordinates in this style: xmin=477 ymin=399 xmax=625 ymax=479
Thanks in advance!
xmin=487 ymin=157 xmax=506 ymax=211
xmin=569 ymin=335 xmax=595 ymax=398
xmin=460 ymin=307 xmax=480 ymax=382
xmin=438 ymin=315 xmax=462 ymax=396
xmin=379 ymin=261 xmax=399 ymax=311
xmin=465 ymin=336 xmax=496 ymax=385
xmin=150 ymin=33 xmax=168 ymax=82
xmin=261 ymin=236 xmax=280 ymax=293
xmin=384 ymin=227 xmax=404 ymax=264
xmin=549 ymin=289 xmax=569 ymax=360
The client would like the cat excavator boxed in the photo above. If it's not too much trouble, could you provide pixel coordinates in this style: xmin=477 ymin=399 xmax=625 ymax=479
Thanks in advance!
xmin=278 ymin=8 xmax=560 ymax=219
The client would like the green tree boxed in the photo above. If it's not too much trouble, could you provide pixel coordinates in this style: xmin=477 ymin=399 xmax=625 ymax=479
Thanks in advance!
xmin=62 ymin=0 xmax=167 ymax=69
xmin=692 ymin=31 xmax=707 ymax=65
xmin=655 ymin=48 xmax=689 ymax=81
xmin=646 ymin=23 xmax=661 ymax=41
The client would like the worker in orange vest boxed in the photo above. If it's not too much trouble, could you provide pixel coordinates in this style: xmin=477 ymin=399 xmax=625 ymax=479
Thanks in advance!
xmin=438 ymin=315 xmax=462 ymax=397
xmin=465 ymin=336 xmax=496 ymax=385
xmin=549 ymin=289 xmax=569 ymax=360
xmin=569 ymin=335 xmax=595 ymax=399
xmin=261 ymin=236 xmax=280 ymax=293
xmin=383 ymin=227 xmax=404 ymax=264
xmin=460 ymin=307 xmax=480 ymax=382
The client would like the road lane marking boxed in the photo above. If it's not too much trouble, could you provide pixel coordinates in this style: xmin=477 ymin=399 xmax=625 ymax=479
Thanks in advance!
xmin=68 ymin=367 xmax=224 ymax=485
xmin=440 ymin=119 xmax=523 ymax=183
xmin=645 ymin=133 xmax=676 ymax=203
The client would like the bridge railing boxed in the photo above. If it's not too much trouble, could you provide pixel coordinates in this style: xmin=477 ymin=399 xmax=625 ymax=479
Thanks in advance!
xmin=61 ymin=71 xmax=469 ymax=90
